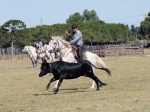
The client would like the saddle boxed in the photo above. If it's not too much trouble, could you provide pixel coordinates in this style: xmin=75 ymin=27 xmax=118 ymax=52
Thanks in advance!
xmin=72 ymin=45 xmax=87 ymax=60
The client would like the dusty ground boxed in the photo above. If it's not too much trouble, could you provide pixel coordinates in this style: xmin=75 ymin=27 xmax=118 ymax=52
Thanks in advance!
xmin=0 ymin=50 xmax=150 ymax=112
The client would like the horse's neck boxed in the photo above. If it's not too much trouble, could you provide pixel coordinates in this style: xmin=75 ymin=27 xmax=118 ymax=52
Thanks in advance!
xmin=58 ymin=41 xmax=70 ymax=55
xmin=45 ymin=45 xmax=50 ymax=51
xmin=61 ymin=50 xmax=77 ymax=63
xmin=58 ymin=44 xmax=76 ymax=62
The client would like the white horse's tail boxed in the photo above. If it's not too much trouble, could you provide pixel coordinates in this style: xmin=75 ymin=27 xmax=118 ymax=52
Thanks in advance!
xmin=96 ymin=55 xmax=107 ymax=68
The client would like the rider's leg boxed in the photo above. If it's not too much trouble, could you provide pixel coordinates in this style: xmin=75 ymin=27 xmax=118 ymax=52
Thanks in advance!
xmin=78 ymin=45 xmax=84 ymax=61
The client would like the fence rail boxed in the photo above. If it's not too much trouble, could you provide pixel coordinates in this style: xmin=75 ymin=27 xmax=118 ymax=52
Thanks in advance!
xmin=0 ymin=44 xmax=144 ymax=60
xmin=0 ymin=47 xmax=28 ymax=60
xmin=84 ymin=43 xmax=144 ymax=57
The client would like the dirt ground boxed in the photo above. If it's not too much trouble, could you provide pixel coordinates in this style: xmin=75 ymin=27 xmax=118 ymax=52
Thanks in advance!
xmin=0 ymin=52 xmax=150 ymax=112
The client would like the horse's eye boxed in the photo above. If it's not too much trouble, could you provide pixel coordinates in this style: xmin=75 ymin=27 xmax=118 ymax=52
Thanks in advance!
xmin=54 ymin=42 xmax=57 ymax=44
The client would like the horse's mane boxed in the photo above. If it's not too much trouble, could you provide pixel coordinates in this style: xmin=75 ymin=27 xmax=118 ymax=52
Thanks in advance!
xmin=52 ymin=36 xmax=71 ymax=47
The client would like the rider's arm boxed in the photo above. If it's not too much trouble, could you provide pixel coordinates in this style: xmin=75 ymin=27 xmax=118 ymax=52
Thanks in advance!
xmin=70 ymin=31 xmax=82 ymax=44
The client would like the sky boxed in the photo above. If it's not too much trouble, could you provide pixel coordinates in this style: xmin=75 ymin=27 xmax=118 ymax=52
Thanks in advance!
xmin=0 ymin=0 xmax=150 ymax=28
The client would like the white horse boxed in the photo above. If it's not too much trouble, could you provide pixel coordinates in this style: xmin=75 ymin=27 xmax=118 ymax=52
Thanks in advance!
xmin=36 ymin=44 xmax=61 ymax=62
xmin=23 ymin=46 xmax=38 ymax=67
xmin=36 ymin=45 xmax=54 ymax=63
xmin=23 ymin=45 xmax=48 ymax=67
xmin=48 ymin=36 xmax=111 ymax=88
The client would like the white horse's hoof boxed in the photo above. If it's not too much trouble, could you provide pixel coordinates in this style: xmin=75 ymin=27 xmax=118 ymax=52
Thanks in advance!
xmin=90 ymin=86 xmax=94 ymax=89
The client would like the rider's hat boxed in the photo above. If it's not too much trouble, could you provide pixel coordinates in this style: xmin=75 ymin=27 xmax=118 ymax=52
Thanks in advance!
xmin=72 ymin=24 xmax=78 ymax=29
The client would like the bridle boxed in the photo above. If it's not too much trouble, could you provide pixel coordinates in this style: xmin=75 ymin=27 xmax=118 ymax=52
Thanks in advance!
xmin=50 ymin=39 xmax=67 ymax=51
xmin=50 ymin=39 xmax=70 ymax=58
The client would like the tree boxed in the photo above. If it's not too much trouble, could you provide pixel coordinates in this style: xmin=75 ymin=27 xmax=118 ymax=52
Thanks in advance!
xmin=138 ymin=12 xmax=150 ymax=40
xmin=1 ymin=20 xmax=26 ymax=56
xmin=0 ymin=27 xmax=3 ymax=47
xmin=66 ymin=9 xmax=100 ymax=23
xmin=82 ymin=9 xmax=99 ymax=22
xmin=130 ymin=25 xmax=137 ymax=37
xmin=66 ymin=12 xmax=82 ymax=23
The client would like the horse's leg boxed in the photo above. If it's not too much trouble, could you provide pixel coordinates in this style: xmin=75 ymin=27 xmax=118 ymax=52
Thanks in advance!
xmin=91 ymin=81 xmax=95 ymax=89
xmin=29 ymin=56 xmax=35 ymax=67
xmin=90 ymin=67 xmax=95 ymax=88
xmin=54 ymin=80 xmax=59 ymax=88
xmin=32 ymin=61 xmax=34 ymax=67
xmin=51 ymin=53 xmax=55 ymax=61
xmin=31 ymin=58 xmax=35 ymax=67
xmin=35 ymin=60 xmax=37 ymax=67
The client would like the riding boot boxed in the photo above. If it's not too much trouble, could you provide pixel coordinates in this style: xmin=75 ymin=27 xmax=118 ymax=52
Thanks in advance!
xmin=78 ymin=45 xmax=84 ymax=61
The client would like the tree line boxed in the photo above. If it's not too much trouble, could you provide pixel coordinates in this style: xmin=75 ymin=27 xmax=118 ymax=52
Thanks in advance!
xmin=0 ymin=9 xmax=150 ymax=48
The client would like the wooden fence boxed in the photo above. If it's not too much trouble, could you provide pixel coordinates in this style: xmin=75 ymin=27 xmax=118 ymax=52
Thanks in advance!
xmin=0 ymin=43 xmax=144 ymax=60
xmin=84 ymin=43 xmax=144 ymax=57
xmin=0 ymin=47 xmax=28 ymax=60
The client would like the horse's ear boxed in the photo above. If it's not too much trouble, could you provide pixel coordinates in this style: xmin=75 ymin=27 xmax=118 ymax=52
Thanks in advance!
xmin=42 ymin=59 xmax=47 ymax=63
xmin=51 ymin=36 xmax=54 ymax=40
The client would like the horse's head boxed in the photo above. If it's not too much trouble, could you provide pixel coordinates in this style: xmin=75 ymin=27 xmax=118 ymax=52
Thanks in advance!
xmin=49 ymin=36 xmax=71 ymax=52
xmin=49 ymin=37 xmax=59 ymax=52
xmin=22 ymin=46 xmax=29 ymax=53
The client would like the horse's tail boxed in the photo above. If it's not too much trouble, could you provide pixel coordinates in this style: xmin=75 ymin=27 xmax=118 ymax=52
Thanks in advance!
xmin=95 ymin=55 xmax=106 ymax=68
xmin=88 ymin=60 xmax=111 ymax=76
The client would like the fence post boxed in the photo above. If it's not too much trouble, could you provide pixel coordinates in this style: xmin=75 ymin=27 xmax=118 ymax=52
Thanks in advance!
xmin=0 ymin=49 xmax=1 ymax=60
xmin=141 ymin=40 xmax=144 ymax=55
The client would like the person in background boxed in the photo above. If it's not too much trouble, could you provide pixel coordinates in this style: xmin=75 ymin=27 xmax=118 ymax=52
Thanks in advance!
xmin=36 ymin=39 xmax=43 ymax=55
xmin=33 ymin=40 xmax=38 ymax=48
xmin=37 ymin=39 xmax=43 ymax=48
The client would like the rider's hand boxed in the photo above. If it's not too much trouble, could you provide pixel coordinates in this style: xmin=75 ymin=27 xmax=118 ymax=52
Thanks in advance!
xmin=69 ymin=42 xmax=72 ymax=45
xmin=65 ymin=30 xmax=69 ymax=35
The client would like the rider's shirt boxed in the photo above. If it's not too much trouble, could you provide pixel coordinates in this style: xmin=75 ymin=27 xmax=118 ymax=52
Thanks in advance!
xmin=38 ymin=41 xmax=43 ymax=47
xmin=69 ymin=30 xmax=84 ymax=45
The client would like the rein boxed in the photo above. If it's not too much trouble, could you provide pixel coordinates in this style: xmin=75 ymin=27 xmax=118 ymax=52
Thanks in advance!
xmin=53 ymin=39 xmax=70 ymax=58
xmin=52 ymin=39 xmax=68 ymax=52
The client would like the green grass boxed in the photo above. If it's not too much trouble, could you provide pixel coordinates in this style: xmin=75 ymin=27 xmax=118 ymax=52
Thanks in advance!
xmin=0 ymin=54 xmax=150 ymax=112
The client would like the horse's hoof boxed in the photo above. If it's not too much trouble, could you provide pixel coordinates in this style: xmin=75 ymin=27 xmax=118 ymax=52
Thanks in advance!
xmin=90 ymin=86 xmax=94 ymax=89
xmin=96 ymin=89 xmax=99 ymax=91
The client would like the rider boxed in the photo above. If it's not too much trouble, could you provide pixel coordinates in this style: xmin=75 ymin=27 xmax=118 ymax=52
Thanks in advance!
xmin=33 ymin=40 xmax=38 ymax=48
xmin=65 ymin=24 xmax=84 ymax=61
xmin=37 ymin=39 xmax=43 ymax=48
xmin=36 ymin=39 xmax=43 ymax=56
